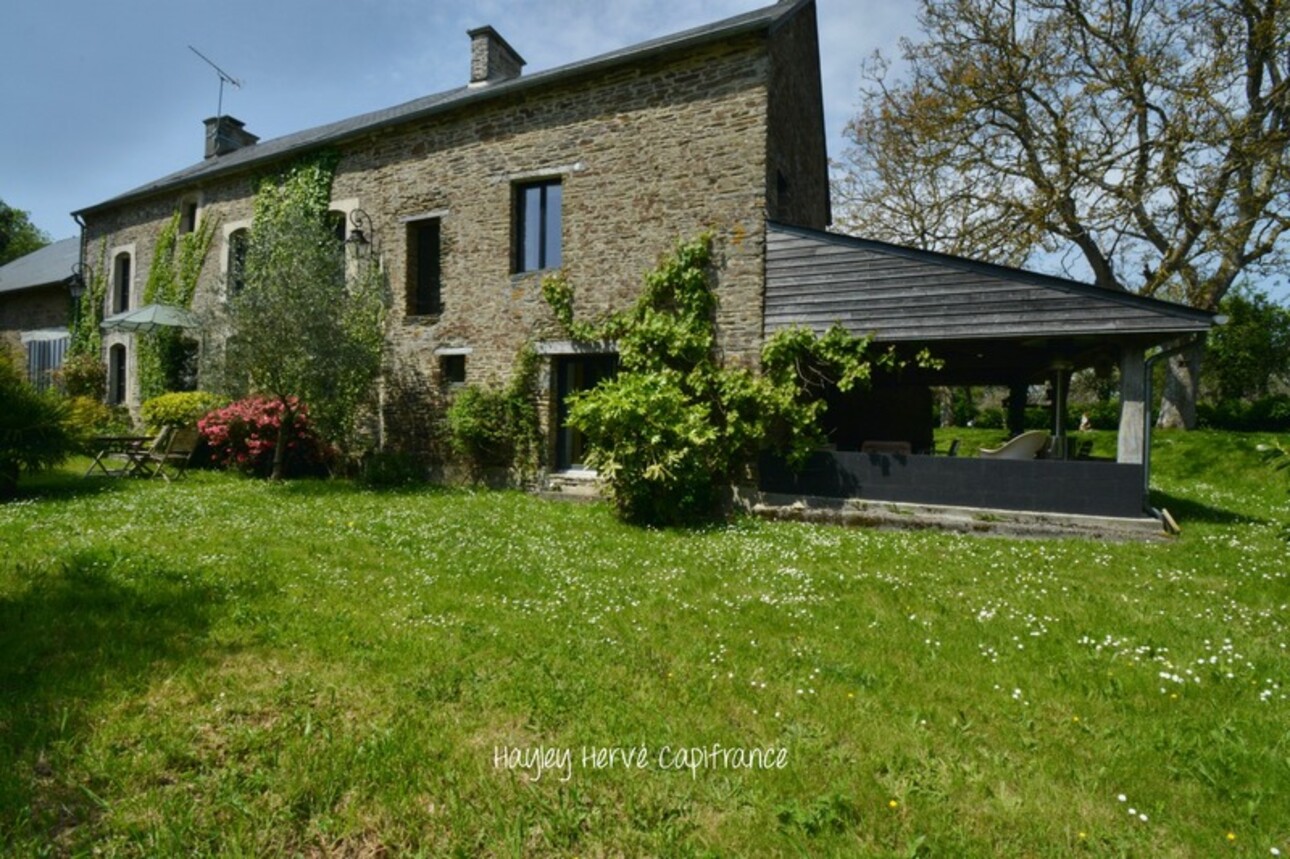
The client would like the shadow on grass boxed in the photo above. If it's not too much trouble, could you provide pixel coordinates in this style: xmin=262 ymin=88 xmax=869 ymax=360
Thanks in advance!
xmin=0 ymin=550 xmax=221 ymax=847
xmin=7 ymin=468 xmax=139 ymax=504
xmin=1149 ymin=489 xmax=1266 ymax=526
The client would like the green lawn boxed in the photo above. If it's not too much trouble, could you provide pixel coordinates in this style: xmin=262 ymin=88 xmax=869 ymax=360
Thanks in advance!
xmin=1 ymin=430 xmax=1287 ymax=857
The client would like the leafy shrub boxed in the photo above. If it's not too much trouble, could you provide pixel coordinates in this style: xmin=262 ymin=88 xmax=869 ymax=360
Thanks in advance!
xmin=198 ymin=396 xmax=331 ymax=477
xmin=1197 ymin=395 xmax=1290 ymax=432
xmin=443 ymin=349 xmax=541 ymax=475
xmin=141 ymin=391 xmax=228 ymax=432
xmin=550 ymin=233 xmax=908 ymax=525
xmin=62 ymin=396 xmax=133 ymax=452
xmin=974 ymin=407 xmax=1005 ymax=429
xmin=0 ymin=352 xmax=74 ymax=496
xmin=445 ymin=386 xmax=518 ymax=469
xmin=1071 ymin=400 xmax=1121 ymax=430
xmin=950 ymin=387 xmax=977 ymax=426
xmin=56 ymin=352 xmax=106 ymax=400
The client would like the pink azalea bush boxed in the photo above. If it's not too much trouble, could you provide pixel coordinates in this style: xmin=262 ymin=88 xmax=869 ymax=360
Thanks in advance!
xmin=197 ymin=396 xmax=332 ymax=477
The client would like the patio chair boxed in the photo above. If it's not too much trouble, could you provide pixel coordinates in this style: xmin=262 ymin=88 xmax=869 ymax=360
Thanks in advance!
xmin=145 ymin=427 xmax=201 ymax=482
xmin=978 ymin=430 xmax=1050 ymax=461
xmin=125 ymin=426 xmax=173 ymax=477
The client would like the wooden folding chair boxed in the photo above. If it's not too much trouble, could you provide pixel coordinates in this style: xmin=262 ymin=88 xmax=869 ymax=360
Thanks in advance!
xmin=145 ymin=427 xmax=201 ymax=482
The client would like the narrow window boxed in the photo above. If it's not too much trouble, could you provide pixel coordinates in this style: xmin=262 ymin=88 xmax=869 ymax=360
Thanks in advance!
xmin=112 ymin=252 xmax=131 ymax=313
xmin=227 ymin=229 xmax=249 ymax=295
xmin=328 ymin=210 xmax=347 ymax=244
xmin=440 ymin=354 xmax=466 ymax=385
xmin=180 ymin=201 xmax=199 ymax=234
xmin=514 ymin=179 xmax=562 ymax=273
xmin=109 ymin=344 xmax=127 ymax=405
xmin=407 ymin=219 xmax=442 ymax=315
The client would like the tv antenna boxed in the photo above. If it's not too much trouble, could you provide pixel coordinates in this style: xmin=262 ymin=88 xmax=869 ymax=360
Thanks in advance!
xmin=188 ymin=45 xmax=243 ymax=117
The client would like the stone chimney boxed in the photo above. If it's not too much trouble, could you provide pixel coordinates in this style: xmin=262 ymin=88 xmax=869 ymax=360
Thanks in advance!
xmin=468 ymin=26 xmax=525 ymax=85
xmin=204 ymin=115 xmax=259 ymax=159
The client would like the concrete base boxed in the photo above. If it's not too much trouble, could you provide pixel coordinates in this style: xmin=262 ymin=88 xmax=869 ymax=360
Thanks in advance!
xmin=742 ymin=489 xmax=1167 ymax=542
xmin=539 ymin=469 xmax=602 ymax=501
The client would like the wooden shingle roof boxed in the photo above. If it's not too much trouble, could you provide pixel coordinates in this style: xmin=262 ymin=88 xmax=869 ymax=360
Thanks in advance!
xmin=764 ymin=223 xmax=1215 ymax=343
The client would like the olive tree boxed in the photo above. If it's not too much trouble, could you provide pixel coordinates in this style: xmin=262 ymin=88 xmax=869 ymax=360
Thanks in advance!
xmin=211 ymin=157 xmax=387 ymax=480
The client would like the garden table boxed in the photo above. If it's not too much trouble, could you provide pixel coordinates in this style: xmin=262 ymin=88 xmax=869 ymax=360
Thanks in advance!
xmin=84 ymin=435 xmax=155 ymax=478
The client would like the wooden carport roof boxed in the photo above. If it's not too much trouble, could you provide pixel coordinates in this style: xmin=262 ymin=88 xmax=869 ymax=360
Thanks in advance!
xmin=764 ymin=223 xmax=1215 ymax=344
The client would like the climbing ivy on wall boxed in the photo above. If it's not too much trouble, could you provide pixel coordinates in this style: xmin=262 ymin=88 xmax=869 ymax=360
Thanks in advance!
xmin=137 ymin=211 xmax=217 ymax=400
xmin=543 ymin=232 xmax=931 ymax=525
xmin=68 ymin=239 xmax=107 ymax=358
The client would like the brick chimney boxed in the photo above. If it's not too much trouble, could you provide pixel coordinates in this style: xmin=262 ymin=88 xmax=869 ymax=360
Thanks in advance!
xmin=468 ymin=26 xmax=525 ymax=85
xmin=204 ymin=115 xmax=259 ymax=159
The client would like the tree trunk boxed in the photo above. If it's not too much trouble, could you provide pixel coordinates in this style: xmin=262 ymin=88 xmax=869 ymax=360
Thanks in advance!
xmin=937 ymin=387 xmax=954 ymax=427
xmin=272 ymin=400 xmax=293 ymax=481
xmin=1156 ymin=343 xmax=1203 ymax=430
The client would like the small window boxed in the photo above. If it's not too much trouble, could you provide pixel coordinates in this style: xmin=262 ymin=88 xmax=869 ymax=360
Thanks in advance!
xmin=440 ymin=354 xmax=466 ymax=385
xmin=112 ymin=252 xmax=131 ymax=314
xmin=227 ymin=229 xmax=249 ymax=295
xmin=109 ymin=344 xmax=127 ymax=405
xmin=328 ymin=211 xmax=347 ymax=243
xmin=24 ymin=333 xmax=69 ymax=392
xmin=180 ymin=201 xmax=199 ymax=234
xmin=514 ymin=179 xmax=562 ymax=273
xmin=407 ymin=219 xmax=442 ymax=315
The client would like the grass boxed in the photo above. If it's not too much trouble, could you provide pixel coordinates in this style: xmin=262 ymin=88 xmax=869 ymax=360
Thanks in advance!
xmin=1 ymin=430 xmax=1287 ymax=856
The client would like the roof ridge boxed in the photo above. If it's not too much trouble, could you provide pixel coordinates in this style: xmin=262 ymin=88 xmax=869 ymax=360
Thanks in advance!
xmin=76 ymin=0 xmax=803 ymax=216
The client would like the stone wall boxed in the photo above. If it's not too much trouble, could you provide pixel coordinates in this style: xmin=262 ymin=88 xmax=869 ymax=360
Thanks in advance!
xmin=80 ymin=7 xmax=829 ymax=459
xmin=0 ymin=284 xmax=67 ymax=358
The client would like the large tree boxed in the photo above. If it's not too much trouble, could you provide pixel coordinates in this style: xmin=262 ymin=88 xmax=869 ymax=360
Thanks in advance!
xmin=834 ymin=0 xmax=1290 ymax=427
xmin=213 ymin=157 xmax=387 ymax=480
xmin=1204 ymin=286 xmax=1290 ymax=400
xmin=0 ymin=199 xmax=50 ymax=265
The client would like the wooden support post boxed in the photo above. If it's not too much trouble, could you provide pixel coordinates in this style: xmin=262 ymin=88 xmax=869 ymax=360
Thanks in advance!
xmin=1118 ymin=347 xmax=1145 ymax=464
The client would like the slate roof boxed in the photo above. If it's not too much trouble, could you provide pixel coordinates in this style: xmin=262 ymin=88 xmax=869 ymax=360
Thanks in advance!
xmin=0 ymin=237 xmax=79 ymax=295
xmin=764 ymin=223 xmax=1216 ymax=342
xmin=75 ymin=0 xmax=808 ymax=216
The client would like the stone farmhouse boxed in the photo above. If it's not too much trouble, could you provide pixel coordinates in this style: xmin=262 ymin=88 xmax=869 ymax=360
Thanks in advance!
xmin=74 ymin=0 xmax=826 ymax=471
xmin=70 ymin=0 xmax=1214 ymax=527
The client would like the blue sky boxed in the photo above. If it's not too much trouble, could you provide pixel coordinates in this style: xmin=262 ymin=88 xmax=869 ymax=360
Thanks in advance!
xmin=0 ymin=0 xmax=918 ymax=241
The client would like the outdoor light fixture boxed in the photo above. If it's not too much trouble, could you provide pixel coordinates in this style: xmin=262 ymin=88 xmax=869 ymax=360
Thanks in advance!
xmin=65 ymin=262 xmax=93 ymax=301
xmin=347 ymin=208 xmax=375 ymax=254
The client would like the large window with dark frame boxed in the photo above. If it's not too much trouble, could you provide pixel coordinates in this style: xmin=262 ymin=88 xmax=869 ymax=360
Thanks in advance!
xmin=406 ymin=218 xmax=442 ymax=316
xmin=514 ymin=179 xmax=562 ymax=273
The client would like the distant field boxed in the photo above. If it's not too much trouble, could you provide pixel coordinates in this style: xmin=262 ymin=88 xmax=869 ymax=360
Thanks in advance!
xmin=1 ymin=430 xmax=1286 ymax=856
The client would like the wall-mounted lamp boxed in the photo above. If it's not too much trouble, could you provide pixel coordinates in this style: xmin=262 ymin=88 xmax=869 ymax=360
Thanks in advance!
xmin=346 ymin=208 xmax=375 ymax=256
xmin=65 ymin=262 xmax=93 ymax=301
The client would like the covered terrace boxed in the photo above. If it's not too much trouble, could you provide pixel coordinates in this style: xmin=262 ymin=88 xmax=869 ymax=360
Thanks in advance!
xmin=758 ymin=223 xmax=1217 ymax=520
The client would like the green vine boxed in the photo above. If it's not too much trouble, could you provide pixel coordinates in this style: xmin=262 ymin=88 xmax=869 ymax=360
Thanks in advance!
xmin=542 ymin=232 xmax=932 ymax=524
xmin=444 ymin=345 xmax=543 ymax=477
xmin=68 ymin=239 xmax=107 ymax=358
xmin=137 ymin=211 xmax=217 ymax=400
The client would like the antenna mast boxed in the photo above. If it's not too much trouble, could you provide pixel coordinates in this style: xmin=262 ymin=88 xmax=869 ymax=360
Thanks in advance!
xmin=188 ymin=45 xmax=243 ymax=117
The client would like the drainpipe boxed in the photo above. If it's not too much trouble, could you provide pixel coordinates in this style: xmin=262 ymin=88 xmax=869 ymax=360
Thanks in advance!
xmin=1140 ymin=333 xmax=1212 ymax=518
